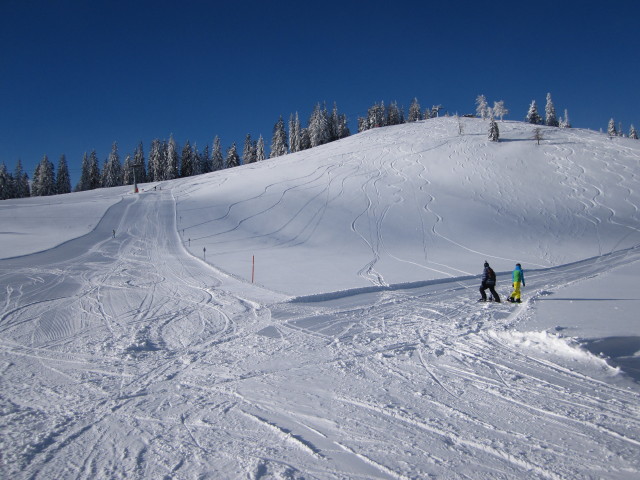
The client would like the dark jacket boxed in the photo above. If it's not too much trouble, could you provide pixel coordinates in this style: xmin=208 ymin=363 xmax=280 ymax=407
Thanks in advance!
xmin=482 ymin=266 xmax=496 ymax=286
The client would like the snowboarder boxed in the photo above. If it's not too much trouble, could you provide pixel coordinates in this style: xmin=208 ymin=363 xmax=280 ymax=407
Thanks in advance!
xmin=479 ymin=261 xmax=500 ymax=302
xmin=507 ymin=263 xmax=525 ymax=303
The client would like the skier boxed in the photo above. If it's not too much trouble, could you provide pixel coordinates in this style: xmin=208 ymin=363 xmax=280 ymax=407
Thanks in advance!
xmin=507 ymin=263 xmax=525 ymax=303
xmin=112 ymin=229 xmax=116 ymax=239
xmin=479 ymin=261 xmax=500 ymax=302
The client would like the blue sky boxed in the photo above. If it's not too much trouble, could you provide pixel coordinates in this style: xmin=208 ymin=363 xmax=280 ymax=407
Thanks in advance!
xmin=1 ymin=0 xmax=639 ymax=186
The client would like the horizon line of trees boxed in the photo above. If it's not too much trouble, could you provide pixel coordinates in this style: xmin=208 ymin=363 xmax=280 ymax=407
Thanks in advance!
xmin=1 ymin=96 xmax=637 ymax=201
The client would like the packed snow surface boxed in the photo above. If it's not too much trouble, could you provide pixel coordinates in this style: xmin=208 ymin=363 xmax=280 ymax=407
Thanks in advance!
xmin=1 ymin=118 xmax=639 ymax=479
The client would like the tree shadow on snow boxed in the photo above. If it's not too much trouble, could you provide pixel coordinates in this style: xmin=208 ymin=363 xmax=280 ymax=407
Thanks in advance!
xmin=582 ymin=336 xmax=640 ymax=382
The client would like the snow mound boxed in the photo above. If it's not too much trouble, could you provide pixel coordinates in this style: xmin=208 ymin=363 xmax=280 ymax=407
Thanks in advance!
xmin=488 ymin=329 xmax=620 ymax=375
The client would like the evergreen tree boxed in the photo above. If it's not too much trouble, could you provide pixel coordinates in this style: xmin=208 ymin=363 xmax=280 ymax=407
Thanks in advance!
xmin=488 ymin=114 xmax=500 ymax=142
xmin=200 ymin=144 xmax=211 ymax=173
xmin=270 ymin=116 xmax=288 ymax=157
xmin=14 ymin=159 xmax=30 ymax=198
xmin=0 ymin=163 xmax=12 ymax=200
xmin=180 ymin=140 xmax=194 ymax=177
xmin=299 ymin=128 xmax=311 ymax=150
xmin=256 ymin=135 xmax=266 ymax=161
xmin=122 ymin=154 xmax=133 ymax=185
xmin=357 ymin=116 xmax=367 ymax=133
xmin=243 ymin=134 xmax=256 ymax=164
xmin=289 ymin=113 xmax=300 ymax=153
xmin=630 ymin=125 xmax=638 ymax=140
xmin=526 ymin=100 xmax=542 ymax=124
xmin=212 ymin=136 xmax=224 ymax=171
xmin=308 ymin=104 xmax=330 ymax=147
xmin=607 ymin=118 xmax=617 ymax=137
xmin=493 ymin=100 xmax=508 ymax=121
xmin=559 ymin=109 xmax=572 ymax=128
xmin=32 ymin=155 xmax=56 ymax=196
xmin=226 ymin=142 xmax=240 ymax=168
xmin=77 ymin=152 xmax=91 ymax=191
xmin=148 ymin=139 xmax=163 ymax=181
xmin=133 ymin=142 xmax=147 ymax=182
xmin=545 ymin=93 xmax=559 ymax=127
xmin=386 ymin=101 xmax=404 ymax=126
xmin=56 ymin=154 xmax=71 ymax=194
xmin=88 ymin=150 xmax=101 ymax=190
xmin=408 ymin=97 xmax=422 ymax=122
xmin=165 ymin=135 xmax=179 ymax=179
xmin=475 ymin=95 xmax=488 ymax=119
xmin=192 ymin=143 xmax=202 ymax=176
xmin=102 ymin=142 xmax=123 ymax=188
xmin=366 ymin=102 xmax=386 ymax=129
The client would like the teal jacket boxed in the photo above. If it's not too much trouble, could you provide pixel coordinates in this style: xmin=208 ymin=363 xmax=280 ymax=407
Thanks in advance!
xmin=512 ymin=265 xmax=525 ymax=286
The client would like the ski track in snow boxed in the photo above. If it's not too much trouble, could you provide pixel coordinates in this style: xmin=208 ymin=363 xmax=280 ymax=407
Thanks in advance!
xmin=1 ymin=119 xmax=640 ymax=479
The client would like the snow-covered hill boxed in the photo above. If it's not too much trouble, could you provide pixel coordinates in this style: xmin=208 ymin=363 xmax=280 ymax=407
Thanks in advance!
xmin=1 ymin=118 xmax=639 ymax=479
xmin=172 ymin=118 xmax=640 ymax=295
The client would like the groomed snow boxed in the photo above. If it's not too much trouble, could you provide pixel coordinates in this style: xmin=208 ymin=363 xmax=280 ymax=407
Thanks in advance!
xmin=1 ymin=118 xmax=639 ymax=479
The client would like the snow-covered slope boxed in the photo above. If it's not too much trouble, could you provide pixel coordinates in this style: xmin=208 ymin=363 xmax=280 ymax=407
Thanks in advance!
xmin=1 ymin=118 xmax=639 ymax=479
xmin=173 ymin=118 xmax=640 ymax=295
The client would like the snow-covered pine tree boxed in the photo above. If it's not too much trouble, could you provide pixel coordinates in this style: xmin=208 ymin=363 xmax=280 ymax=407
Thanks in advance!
xmin=192 ymin=144 xmax=202 ymax=176
xmin=619 ymin=122 xmax=625 ymax=137
xmin=630 ymin=125 xmax=638 ymax=140
xmin=243 ymin=134 xmax=256 ymax=164
xmin=13 ymin=159 xmax=29 ymax=198
xmin=180 ymin=140 xmax=193 ymax=177
xmin=256 ymin=135 xmax=265 ymax=161
xmin=493 ymin=100 xmax=508 ymax=121
xmin=607 ymin=118 xmax=617 ymax=137
xmin=102 ymin=142 xmax=123 ymax=188
xmin=56 ymin=154 xmax=71 ymax=194
xmin=122 ymin=154 xmax=133 ymax=185
xmin=0 ymin=163 xmax=11 ymax=200
xmin=357 ymin=116 xmax=367 ymax=133
xmin=76 ymin=153 xmax=91 ymax=191
xmin=309 ymin=104 xmax=330 ymax=147
xmin=545 ymin=93 xmax=559 ymax=127
xmin=488 ymin=113 xmax=500 ymax=142
xmin=270 ymin=116 xmax=288 ymax=157
xmin=289 ymin=114 xmax=299 ymax=153
xmin=563 ymin=109 xmax=572 ymax=128
xmin=200 ymin=144 xmax=211 ymax=173
xmin=133 ymin=142 xmax=146 ymax=182
xmin=475 ymin=95 xmax=488 ymax=119
xmin=212 ymin=136 xmax=224 ymax=171
xmin=329 ymin=103 xmax=339 ymax=141
xmin=386 ymin=101 xmax=403 ymax=126
xmin=33 ymin=155 xmax=56 ymax=196
xmin=526 ymin=100 xmax=542 ymax=124
xmin=148 ymin=139 xmax=163 ymax=182
xmin=299 ymin=128 xmax=311 ymax=150
xmin=165 ymin=136 xmax=179 ymax=180
xmin=408 ymin=97 xmax=422 ymax=122
xmin=226 ymin=143 xmax=240 ymax=168
xmin=88 ymin=150 xmax=101 ymax=190
xmin=367 ymin=102 xmax=386 ymax=129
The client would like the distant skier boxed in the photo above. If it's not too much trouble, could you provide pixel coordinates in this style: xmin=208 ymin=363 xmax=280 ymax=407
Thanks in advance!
xmin=479 ymin=261 xmax=500 ymax=302
xmin=112 ymin=229 xmax=116 ymax=239
xmin=507 ymin=263 xmax=525 ymax=303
